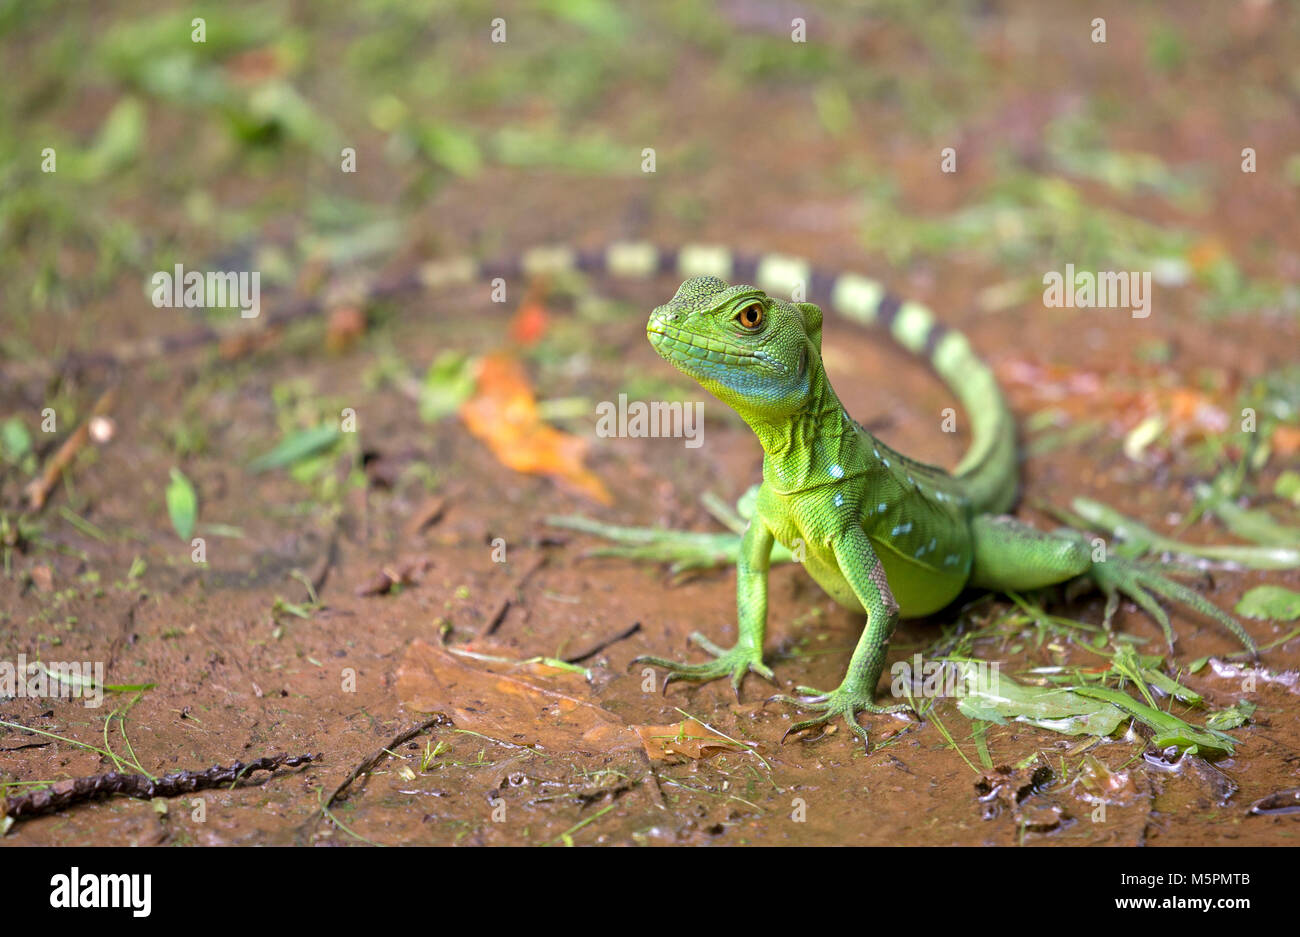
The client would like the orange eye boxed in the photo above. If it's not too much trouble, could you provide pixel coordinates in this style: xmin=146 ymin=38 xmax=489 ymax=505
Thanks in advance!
xmin=737 ymin=303 xmax=765 ymax=330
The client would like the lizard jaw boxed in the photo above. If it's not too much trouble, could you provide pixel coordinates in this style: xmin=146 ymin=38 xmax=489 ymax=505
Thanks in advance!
xmin=646 ymin=321 xmax=785 ymax=380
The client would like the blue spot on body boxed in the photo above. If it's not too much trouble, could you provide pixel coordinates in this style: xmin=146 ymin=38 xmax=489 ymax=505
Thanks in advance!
xmin=829 ymin=464 xmax=844 ymax=479
xmin=833 ymin=493 xmax=844 ymax=508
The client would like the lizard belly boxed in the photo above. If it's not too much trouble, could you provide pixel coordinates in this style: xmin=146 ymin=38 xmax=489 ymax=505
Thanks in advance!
xmin=866 ymin=534 xmax=968 ymax=617
xmin=797 ymin=538 xmax=965 ymax=618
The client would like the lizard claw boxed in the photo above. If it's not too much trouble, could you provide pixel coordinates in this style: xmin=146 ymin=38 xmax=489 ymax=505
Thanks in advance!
xmin=1083 ymin=548 xmax=1258 ymax=657
xmin=770 ymin=685 xmax=912 ymax=751
xmin=632 ymin=633 xmax=776 ymax=698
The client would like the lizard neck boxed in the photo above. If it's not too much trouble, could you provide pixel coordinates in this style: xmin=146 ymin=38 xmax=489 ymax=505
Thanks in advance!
xmin=743 ymin=366 xmax=866 ymax=494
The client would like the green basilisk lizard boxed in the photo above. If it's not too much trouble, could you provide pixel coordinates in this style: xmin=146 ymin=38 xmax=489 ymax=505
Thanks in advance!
xmin=28 ymin=241 xmax=1260 ymax=748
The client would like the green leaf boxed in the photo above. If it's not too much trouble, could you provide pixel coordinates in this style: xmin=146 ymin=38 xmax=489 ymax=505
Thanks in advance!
xmin=1 ymin=418 xmax=32 ymax=462
xmin=1235 ymin=585 xmax=1300 ymax=621
xmin=953 ymin=663 xmax=1126 ymax=737
xmin=1070 ymin=496 xmax=1300 ymax=569
xmin=249 ymin=424 xmax=341 ymax=473
xmin=166 ymin=468 xmax=197 ymax=541
xmin=79 ymin=96 xmax=145 ymax=180
xmin=1205 ymin=700 xmax=1256 ymax=732
xmin=419 ymin=351 xmax=476 ymax=423
xmin=1276 ymin=471 xmax=1300 ymax=506
xmin=1141 ymin=668 xmax=1202 ymax=706
xmin=1072 ymin=685 xmax=1236 ymax=754
xmin=419 ymin=124 xmax=482 ymax=177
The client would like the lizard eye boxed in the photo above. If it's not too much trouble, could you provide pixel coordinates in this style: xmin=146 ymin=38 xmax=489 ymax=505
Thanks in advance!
xmin=736 ymin=303 xmax=765 ymax=330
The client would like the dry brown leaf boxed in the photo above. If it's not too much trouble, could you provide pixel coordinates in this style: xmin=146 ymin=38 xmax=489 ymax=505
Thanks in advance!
xmin=356 ymin=557 xmax=432 ymax=596
xmin=396 ymin=639 xmax=638 ymax=752
xmin=30 ymin=564 xmax=54 ymax=593
xmin=630 ymin=719 xmax=745 ymax=761
xmin=326 ymin=305 xmax=367 ymax=353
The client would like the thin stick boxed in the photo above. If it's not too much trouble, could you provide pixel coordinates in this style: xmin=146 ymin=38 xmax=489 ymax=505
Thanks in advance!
xmin=2 ymin=753 xmax=319 ymax=822
xmin=25 ymin=384 xmax=118 ymax=510
xmin=325 ymin=713 xmax=453 ymax=809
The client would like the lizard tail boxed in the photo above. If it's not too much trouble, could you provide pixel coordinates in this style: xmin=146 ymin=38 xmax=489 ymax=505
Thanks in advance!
xmin=810 ymin=262 xmax=1020 ymax=516
xmin=421 ymin=244 xmax=1018 ymax=515
xmin=18 ymin=241 xmax=1019 ymax=515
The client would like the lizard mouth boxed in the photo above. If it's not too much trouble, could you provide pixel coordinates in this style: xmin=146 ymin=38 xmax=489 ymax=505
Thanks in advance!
xmin=646 ymin=321 xmax=782 ymax=374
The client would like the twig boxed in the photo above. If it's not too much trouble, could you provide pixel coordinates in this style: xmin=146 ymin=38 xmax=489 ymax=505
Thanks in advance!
xmin=25 ymin=384 xmax=118 ymax=510
xmin=564 ymin=621 xmax=642 ymax=664
xmin=2 ymin=752 xmax=319 ymax=822
xmin=478 ymin=553 xmax=547 ymax=638
xmin=479 ymin=597 xmax=512 ymax=637
xmin=325 ymin=713 xmax=453 ymax=810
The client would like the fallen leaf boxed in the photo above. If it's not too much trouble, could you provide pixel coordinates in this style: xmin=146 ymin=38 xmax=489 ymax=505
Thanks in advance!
xmin=419 ymin=351 xmax=476 ymax=423
xmin=631 ymin=719 xmax=745 ymax=761
xmin=396 ymin=639 xmax=637 ymax=752
xmin=30 ymin=564 xmax=53 ymax=593
xmin=1272 ymin=425 xmax=1300 ymax=457
xmin=953 ymin=662 xmax=1126 ymax=737
xmin=509 ymin=297 xmax=550 ymax=346
xmin=1235 ymin=584 xmax=1300 ymax=621
xmin=248 ymin=424 xmax=341 ymax=473
xmin=1073 ymin=754 xmax=1139 ymax=806
xmin=166 ymin=468 xmax=198 ymax=541
xmin=326 ymin=305 xmax=367 ymax=352
xmin=356 ymin=557 xmax=432 ymax=596
xmin=459 ymin=353 xmax=612 ymax=504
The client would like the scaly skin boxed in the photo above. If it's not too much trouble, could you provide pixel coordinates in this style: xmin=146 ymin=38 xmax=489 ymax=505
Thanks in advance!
xmin=614 ymin=274 xmax=1257 ymax=750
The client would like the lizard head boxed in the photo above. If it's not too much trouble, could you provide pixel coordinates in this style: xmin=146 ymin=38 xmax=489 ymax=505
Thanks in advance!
xmin=646 ymin=275 xmax=824 ymax=420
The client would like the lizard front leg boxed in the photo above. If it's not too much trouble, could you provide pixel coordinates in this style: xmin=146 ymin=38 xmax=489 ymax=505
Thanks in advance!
xmin=634 ymin=517 xmax=777 ymax=696
xmin=772 ymin=527 xmax=911 ymax=749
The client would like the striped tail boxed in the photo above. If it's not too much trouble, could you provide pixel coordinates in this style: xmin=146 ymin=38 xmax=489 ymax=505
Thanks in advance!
xmin=420 ymin=243 xmax=1019 ymax=515
xmin=21 ymin=240 xmax=1018 ymax=514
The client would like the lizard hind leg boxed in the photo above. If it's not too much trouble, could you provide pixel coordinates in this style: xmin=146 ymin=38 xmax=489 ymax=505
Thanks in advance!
xmin=967 ymin=515 xmax=1256 ymax=656
xmin=967 ymin=515 xmax=1093 ymax=592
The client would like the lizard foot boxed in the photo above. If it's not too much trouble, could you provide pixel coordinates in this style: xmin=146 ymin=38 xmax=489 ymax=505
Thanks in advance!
xmin=633 ymin=632 xmax=775 ymax=698
xmin=1083 ymin=548 xmax=1257 ymax=657
xmin=770 ymin=684 xmax=911 ymax=751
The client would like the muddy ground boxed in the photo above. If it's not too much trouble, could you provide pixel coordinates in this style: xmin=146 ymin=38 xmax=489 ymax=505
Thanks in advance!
xmin=2 ymin=1 xmax=1299 ymax=845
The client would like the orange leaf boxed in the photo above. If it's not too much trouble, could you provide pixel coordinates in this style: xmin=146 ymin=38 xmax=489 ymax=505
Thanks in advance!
xmin=1273 ymin=425 xmax=1300 ymax=457
xmin=459 ymin=353 xmax=612 ymax=504
xmin=1187 ymin=238 xmax=1227 ymax=274
xmin=509 ymin=299 xmax=550 ymax=346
